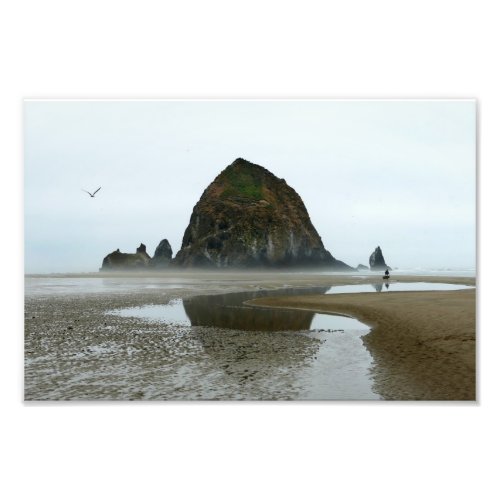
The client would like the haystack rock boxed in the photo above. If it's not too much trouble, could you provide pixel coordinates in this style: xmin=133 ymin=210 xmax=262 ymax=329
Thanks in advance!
xmin=100 ymin=243 xmax=151 ymax=271
xmin=151 ymin=239 xmax=173 ymax=268
xmin=173 ymin=158 xmax=353 ymax=269
xmin=369 ymin=246 xmax=391 ymax=271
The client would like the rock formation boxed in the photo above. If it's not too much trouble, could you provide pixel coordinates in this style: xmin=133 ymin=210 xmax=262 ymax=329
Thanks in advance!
xmin=173 ymin=158 xmax=353 ymax=269
xmin=151 ymin=239 xmax=173 ymax=268
xmin=356 ymin=264 xmax=369 ymax=271
xmin=369 ymin=246 xmax=391 ymax=271
xmin=100 ymin=243 xmax=151 ymax=271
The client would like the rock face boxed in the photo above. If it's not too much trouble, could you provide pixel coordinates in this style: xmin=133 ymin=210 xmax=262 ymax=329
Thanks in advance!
xmin=369 ymin=246 xmax=391 ymax=271
xmin=173 ymin=158 xmax=353 ymax=269
xmin=100 ymin=243 xmax=151 ymax=271
xmin=356 ymin=264 xmax=369 ymax=271
xmin=151 ymin=239 xmax=173 ymax=268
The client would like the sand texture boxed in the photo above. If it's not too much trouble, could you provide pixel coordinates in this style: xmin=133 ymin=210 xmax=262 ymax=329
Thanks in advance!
xmin=24 ymin=285 xmax=325 ymax=400
xmin=25 ymin=273 xmax=475 ymax=401
xmin=250 ymin=283 xmax=476 ymax=400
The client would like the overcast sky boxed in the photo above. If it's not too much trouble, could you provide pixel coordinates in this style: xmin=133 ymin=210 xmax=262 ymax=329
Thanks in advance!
xmin=24 ymin=100 xmax=476 ymax=273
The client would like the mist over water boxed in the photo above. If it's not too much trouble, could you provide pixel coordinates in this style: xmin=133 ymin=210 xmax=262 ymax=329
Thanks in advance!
xmin=25 ymin=266 xmax=476 ymax=279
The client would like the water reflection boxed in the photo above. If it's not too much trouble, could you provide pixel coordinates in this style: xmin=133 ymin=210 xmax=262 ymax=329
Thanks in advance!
xmin=183 ymin=288 xmax=375 ymax=399
xmin=114 ymin=282 xmax=473 ymax=331
xmin=114 ymin=286 xmax=367 ymax=332
xmin=109 ymin=286 xmax=377 ymax=399
xmin=326 ymin=282 xmax=471 ymax=294
xmin=183 ymin=287 xmax=330 ymax=331
xmin=370 ymin=283 xmax=391 ymax=292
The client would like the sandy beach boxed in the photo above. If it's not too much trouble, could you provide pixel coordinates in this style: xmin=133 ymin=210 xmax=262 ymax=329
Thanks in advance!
xmin=250 ymin=276 xmax=476 ymax=400
xmin=24 ymin=272 xmax=475 ymax=401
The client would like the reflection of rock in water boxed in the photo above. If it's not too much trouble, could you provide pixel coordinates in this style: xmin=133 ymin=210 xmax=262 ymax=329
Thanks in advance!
xmin=183 ymin=287 xmax=330 ymax=397
xmin=372 ymin=283 xmax=383 ymax=292
xmin=183 ymin=287 xmax=330 ymax=331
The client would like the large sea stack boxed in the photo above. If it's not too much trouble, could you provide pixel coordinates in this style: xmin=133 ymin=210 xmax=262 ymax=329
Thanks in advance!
xmin=173 ymin=158 xmax=353 ymax=269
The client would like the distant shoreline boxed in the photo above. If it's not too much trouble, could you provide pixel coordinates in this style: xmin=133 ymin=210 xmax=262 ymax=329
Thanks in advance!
xmin=25 ymin=269 xmax=476 ymax=279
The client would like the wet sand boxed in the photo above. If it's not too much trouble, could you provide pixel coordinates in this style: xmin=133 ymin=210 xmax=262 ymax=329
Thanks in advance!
xmin=25 ymin=275 xmax=332 ymax=400
xmin=24 ymin=272 xmax=475 ymax=401
xmin=250 ymin=277 xmax=476 ymax=400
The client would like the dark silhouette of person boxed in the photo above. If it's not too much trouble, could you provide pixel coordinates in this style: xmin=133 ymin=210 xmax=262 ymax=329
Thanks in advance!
xmin=384 ymin=269 xmax=390 ymax=279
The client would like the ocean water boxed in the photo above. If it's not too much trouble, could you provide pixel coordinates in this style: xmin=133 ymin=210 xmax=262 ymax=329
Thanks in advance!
xmin=24 ymin=268 xmax=475 ymax=297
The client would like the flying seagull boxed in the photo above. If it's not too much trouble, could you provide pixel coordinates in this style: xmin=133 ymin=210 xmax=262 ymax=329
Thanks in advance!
xmin=82 ymin=187 xmax=101 ymax=198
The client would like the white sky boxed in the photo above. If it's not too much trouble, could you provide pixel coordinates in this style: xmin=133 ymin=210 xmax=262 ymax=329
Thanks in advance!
xmin=24 ymin=100 xmax=476 ymax=273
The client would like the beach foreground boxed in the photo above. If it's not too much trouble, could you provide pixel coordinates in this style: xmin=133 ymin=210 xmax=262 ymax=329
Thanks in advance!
xmin=25 ymin=272 xmax=475 ymax=401
xmin=250 ymin=283 xmax=476 ymax=400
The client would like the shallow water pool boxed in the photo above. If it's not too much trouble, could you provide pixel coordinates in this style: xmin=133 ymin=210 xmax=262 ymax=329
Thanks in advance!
xmin=110 ymin=287 xmax=367 ymax=332
xmin=325 ymin=281 xmax=473 ymax=294
xmin=109 ymin=287 xmax=375 ymax=399
xmin=106 ymin=282 xmax=472 ymax=400
xmin=110 ymin=282 xmax=473 ymax=331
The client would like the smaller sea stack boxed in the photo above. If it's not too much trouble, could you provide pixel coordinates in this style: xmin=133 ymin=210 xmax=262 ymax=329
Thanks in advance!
xmin=100 ymin=243 xmax=151 ymax=271
xmin=369 ymin=246 xmax=391 ymax=271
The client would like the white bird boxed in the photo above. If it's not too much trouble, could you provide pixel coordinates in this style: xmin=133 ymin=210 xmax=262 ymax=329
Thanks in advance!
xmin=82 ymin=187 xmax=101 ymax=198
